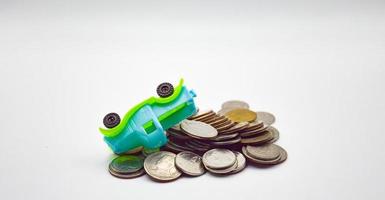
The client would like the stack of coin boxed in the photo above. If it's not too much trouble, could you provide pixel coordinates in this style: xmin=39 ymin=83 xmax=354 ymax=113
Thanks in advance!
xmin=242 ymin=144 xmax=287 ymax=165
xmin=108 ymin=155 xmax=145 ymax=178
xmin=108 ymin=100 xmax=288 ymax=181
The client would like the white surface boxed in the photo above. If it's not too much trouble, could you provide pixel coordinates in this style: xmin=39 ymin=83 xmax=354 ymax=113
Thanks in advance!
xmin=1 ymin=0 xmax=385 ymax=199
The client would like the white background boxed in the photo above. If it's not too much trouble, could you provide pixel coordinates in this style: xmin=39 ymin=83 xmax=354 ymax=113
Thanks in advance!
xmin=1 ymin=0 xmax=385 ymax=199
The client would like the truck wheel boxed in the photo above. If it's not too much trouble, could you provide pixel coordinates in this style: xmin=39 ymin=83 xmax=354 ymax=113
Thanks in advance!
xmin=103 ymin=113 xmax=120 ymax=128
xmin=157 ymin=82 xmax=174 ymax=97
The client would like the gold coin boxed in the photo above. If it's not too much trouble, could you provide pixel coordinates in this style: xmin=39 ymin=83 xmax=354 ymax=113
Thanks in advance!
xmin=225 ymin=109 xmax=257 ymax=123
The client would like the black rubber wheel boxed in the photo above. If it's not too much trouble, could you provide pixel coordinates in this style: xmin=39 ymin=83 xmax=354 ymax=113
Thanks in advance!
xmin=157 ymin=82 xmax=174 ymax=97
xmin=103 ymin=113 xmax=121 ymax=128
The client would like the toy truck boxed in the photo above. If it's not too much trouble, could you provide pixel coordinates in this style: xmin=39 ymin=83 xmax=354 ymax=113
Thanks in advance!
xmin=99 ymin=79 xmax=197 ymax=154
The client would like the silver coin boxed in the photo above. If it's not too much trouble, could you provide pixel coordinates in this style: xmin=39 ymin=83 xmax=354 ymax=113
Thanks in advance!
xmin=184 ymin=141 xmax=206 ymax=148
xmin=144 ymin=151 xmax=181 ymax=181
xmin=275 ymin=145 xmax=288 ymax=164
xmin=242 ymin=120 xmax=264 ymax=132
xmin=167 ymin=140 xmax=194 ymax=152
xmin=210 ymin=132 xmax=239 ymax=141
xmin=210 ymin=117 xmax=229 ymax=126
xmin=239 ymin=124 xmax=269 ymax=137
xmin=240 ymin=131 xmax=273 ymax=144
xmin=184 ymin=142 xmax=210 ymax=153
xmin=210 ymin=137 xmax=241 ymax=146
xmin=230 ymin=151 xmax=247 ymax=174
xmin=184 ymin=141 xmax=210 ymax=154
xmin=205 ymin=159 xmax=238 ymax=174
xmin=242 ymin=146 xmax=281 ymax=165
xmin=163 ymin=143 xmax=185 ymax=153
xmin=189 ymin=110 xmax=215 ymax=120
xmin=142 ymin=148 xmax=161 ymax=157
xmin=216 ymin=122 xmax=237 ymax=132
xmin=109 ymin=168 xmax=145 ymax=179
xmin=205 ymin=115 xmax=226 ymax=124
xmin=202 ymin=149 xmax=236 ymax=169
xmin=181 ymin=120 xmax=218 ymax=139
xmin=212 ymin=119 xmax=232 ymax=128
xmin=246 ymin=144 xmax=281 ymax=160
xmin=217 ymin=107 xmax=235 ymax=116
xmin=239 ymin=130 xmax=264 ymax=138
xmin=189 ymin=139 xmax=211 ymax=148
xmin=222 ymin=100 xmax=249 ymax=109
xmin=194 ymin=112 xmax=217 ymax=122
xmin=256 ymin=112 xmax=276 ymax=126
xmin=109 ymin=155 xmax=144 ymax=174
xmin=167 ymin=130 xmax=190 ymax=140
xmin=266 ymin=126 xmax=280 ymax=143
xmin=175 ymin=151 xmax=206 ymax=176
xmin=219 ymin=122 xmax=249 ymax=134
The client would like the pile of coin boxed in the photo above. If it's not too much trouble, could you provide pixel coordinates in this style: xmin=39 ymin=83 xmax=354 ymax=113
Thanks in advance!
xmin=108 ymin=100 xmax=288 ymax=182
